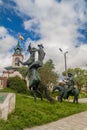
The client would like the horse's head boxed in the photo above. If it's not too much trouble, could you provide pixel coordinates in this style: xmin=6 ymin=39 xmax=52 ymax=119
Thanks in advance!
xmin=52 ymin=85 xmax=65 ymax=93
xmin=52 ymin=85 xmax=61 ymax=92
xmin=52 ymin=86 xmax=57 ymax=92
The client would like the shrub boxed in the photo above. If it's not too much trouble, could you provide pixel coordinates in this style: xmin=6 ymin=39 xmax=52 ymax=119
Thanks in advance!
xmin=7 ymin=76 xmax=27 ymax=94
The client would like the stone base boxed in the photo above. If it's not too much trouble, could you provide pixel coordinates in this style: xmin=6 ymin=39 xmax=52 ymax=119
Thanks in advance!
xmin=0 ymin=93 xmax=16 ymax=120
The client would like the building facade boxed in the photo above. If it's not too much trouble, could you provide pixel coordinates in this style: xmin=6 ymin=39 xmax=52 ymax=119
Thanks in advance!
xmin=1 ymin=41 xmax=29 ymax=88
xmin=12 ymin=41 xmax=24 ymax=67
xmin=0 ymin=77 xmax=7 ymax=89
xmin=3 ymin=41 xmax=24 ymax=78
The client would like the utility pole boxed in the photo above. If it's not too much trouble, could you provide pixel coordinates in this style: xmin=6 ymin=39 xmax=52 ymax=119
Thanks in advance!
xmin=59 ymin=48 xmax=68 ymax=77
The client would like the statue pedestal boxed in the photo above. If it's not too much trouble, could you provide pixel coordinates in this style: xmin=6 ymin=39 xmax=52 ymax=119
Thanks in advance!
xmin=0 ymin=93 xmax=16 ymax=120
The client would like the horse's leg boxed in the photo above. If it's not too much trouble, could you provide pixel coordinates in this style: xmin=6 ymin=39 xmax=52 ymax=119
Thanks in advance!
xmin=61 ymin=95 xmax=63 ymax=102
xmin=58 ymin=95 xmax=62 ymax=102
xmin=36 ymin=89 xmax=43 ymax=101
xmin=59 ymin=96 xmax=62 ymax=102
xmin=73 ymin=92 xmax=78 ymax=104
xmin=57 ymin=92 xmax=63 ymax=102
xmin=58 ymin=96 xmax=60 ymax=102
xmin=59 ymin=92 xmax=64 ymax=102
xmin=73 ymin=96 xmax=75 ymax=103
xmin=75 ymin=98 xmax=78 ymax=104
xmin=33 ymin=87 xmax=37 ymax=102
xmin=75 ymin=95 xmax=78 ymax=104
xmin=72 ymin=89 xmax=79 ymax=104
xmin=30 ymin=86 xmax=37 ymax=102
xmin=29 ymin=77 xmax=37 ymax=101
xmin=36 ymin=83 xmax=43 ymax=101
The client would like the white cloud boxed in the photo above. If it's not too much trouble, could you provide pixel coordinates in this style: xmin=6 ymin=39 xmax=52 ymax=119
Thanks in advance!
xmin=0 ymin=0 xmax=3 ymax=5
xmin=6 ymin=0 xmax=87 ymax=73
xmin=24 ymin=18 xmax=40 ymax=33
xmin=0 ymin=26 xmax=17 ymax=72
xmin=0 ymin=26 xmax=7 ymax=36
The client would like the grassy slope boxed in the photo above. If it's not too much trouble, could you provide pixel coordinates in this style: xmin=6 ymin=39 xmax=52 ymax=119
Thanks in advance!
xmin=0 ymin=89 xmax=87 ymax=130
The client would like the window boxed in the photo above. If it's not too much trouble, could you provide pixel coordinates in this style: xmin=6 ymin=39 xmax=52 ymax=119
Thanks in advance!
xmin=15 ymin=57 xmax=20 ymax=66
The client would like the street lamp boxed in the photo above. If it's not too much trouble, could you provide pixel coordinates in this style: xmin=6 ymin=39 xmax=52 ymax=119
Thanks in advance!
xmin=59 ymin=48 xmax=68 ymax=77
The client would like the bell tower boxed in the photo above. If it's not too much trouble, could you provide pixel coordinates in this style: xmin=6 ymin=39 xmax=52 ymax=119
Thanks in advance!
xmin=12 ymin=41 xmax=24 ymax=67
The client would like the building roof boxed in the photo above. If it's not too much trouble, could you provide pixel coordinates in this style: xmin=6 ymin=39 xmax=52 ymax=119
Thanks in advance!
xmin=4 ymin=66 xmax=18 ymax=71
xmin=14 ymin=41 xmax=22 ymax=55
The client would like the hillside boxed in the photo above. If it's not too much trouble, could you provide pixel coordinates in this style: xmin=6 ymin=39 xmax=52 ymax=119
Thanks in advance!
xmin=0 ymin=91 xmax=87 ymax=130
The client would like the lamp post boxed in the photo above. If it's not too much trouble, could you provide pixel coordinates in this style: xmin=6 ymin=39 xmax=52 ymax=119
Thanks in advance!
xmin=59 ymin=48 xmax=68 ymax=77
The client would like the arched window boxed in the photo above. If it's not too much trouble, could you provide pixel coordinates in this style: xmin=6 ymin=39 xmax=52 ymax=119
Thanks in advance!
xmin=15 ymin=57 xmax=20 ymax=66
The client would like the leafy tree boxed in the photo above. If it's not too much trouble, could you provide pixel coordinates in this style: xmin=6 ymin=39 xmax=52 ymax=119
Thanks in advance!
xmin=62 ymin=68 xmax=87 ymax=90
xmin=7 ymin=76 xmax=27 ymax=93
xmin=38 ymin=59 xmax=58 ymax=86
xmin=17 ymin=67 xmax=28 ymax=78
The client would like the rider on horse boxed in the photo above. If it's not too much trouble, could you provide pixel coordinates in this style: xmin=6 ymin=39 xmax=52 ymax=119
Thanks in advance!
xmin=63 ymin=72 xmax=75 ymax=99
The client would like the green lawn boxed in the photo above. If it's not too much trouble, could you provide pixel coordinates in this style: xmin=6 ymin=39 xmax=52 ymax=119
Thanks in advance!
xmin=0 ymin=89 xmax=87 ymax=130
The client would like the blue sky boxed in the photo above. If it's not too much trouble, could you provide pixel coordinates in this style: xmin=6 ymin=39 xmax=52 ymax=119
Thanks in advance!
xmin=0 ymin=0 xmax=87 ymax=73
xmin=0 ymin=0 xmax=41 ymax=42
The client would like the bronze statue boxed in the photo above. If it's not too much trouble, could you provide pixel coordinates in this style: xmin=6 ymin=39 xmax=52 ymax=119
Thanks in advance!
xmin=63 ymin=73 xmax=75 ymax=99
xmin=28 ymin=44 xmax=45 ymax=70
xmin=52 ymin=73 xmax=79 ymax=103
xmin=19 ymin=43 xmax=37 ymax=66
xmin=19 ymin=43 xmax=54 ymax=102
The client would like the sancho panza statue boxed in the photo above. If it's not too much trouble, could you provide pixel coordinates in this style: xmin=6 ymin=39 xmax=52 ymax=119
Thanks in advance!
xmin=63 ymin=72 xmax=75 ymax=99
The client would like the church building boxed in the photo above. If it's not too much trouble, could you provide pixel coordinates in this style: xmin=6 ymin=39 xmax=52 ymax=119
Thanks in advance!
xmin=0 ymin=41 xmax=29 ymax=89
xmin=3 ymin=41 xmax=24 ymax=78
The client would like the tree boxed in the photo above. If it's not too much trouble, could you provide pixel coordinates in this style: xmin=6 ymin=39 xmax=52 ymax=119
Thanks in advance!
xmin=7 ymin=76 xmax=27 ymax=93
xmin=62 ymin=68 xmax=87 ymax=90
xmin=17 ymin=67 xmax=28 ymax=78
xmin=38 ymin=59 xmax=58 ymax=86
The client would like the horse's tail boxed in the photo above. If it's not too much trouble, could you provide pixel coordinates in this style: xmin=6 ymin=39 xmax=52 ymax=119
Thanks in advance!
xmin=41 ymin=83 xmax=55 ymax=103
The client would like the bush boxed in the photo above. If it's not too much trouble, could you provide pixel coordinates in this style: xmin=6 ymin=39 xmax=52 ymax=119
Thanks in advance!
xmin=7 ymin=76 xmax=27 ymax=94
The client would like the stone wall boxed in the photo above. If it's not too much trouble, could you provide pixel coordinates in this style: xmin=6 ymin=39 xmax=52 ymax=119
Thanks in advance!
xmin=0 ymin=93 xmax=16 ymax=120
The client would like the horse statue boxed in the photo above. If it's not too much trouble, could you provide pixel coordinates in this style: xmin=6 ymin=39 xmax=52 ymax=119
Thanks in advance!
xmin=52 ymin=73 xmax=79 ymax=104
xmin=52 ymin=85 xmax=79 ymax=103
xmin=19 ymin=43 xmax=54 ymax=102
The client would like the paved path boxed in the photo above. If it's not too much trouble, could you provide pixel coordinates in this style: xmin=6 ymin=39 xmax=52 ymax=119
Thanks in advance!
xmin=24 ymin=98 xmax=87 ymax=130
xmin=69 ymin=98 xmax=87 ymax=103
